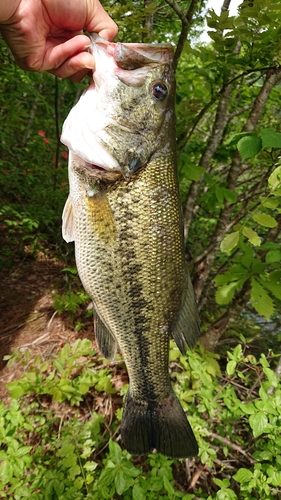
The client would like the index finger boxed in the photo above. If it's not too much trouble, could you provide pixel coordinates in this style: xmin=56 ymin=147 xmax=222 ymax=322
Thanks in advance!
xmin=84 ymin=0 xmax=118 ymax=41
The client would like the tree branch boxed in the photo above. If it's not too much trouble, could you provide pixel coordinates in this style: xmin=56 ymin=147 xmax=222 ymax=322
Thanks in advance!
xmin=142 ymin=0 xmax=155 ymax=42
xmin=226 ymin=104 xmax=252 ymax=122
xmin=184 ymin=84 xmax=233 ymax=243
xmin=221 ymin=0 xmax=232 ymax=12
xmin=210 ymin=432 xmax=255 ymax=463
xmin=164 ymin=0 xmax=201 ymax=70
xmin=179 ymin=66 xmax=280 ymax=151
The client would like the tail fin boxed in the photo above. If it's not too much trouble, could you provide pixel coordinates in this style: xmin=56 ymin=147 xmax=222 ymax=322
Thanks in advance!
xmin=121 ymin=390 xmax=198 ymax=458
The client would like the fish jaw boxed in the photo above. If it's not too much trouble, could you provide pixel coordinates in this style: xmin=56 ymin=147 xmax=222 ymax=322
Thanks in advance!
xmin=61 ymin=86 xmax=120 ymax=173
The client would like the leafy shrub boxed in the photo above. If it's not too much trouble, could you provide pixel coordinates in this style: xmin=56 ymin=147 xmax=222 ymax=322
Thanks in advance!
xmin=1 ymin=340 xmax=281 ymax=499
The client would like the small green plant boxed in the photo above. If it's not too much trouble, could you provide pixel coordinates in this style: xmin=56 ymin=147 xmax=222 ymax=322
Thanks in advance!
xmin=52 ymin=290 xmax=90 ymax=320
xmin=171 ymin=342 xmax=281 ymax=499
xmin=0 ymin=399 xmax=105 ymax=499
xmin=5 ymin=339 xmax=116 ymax=405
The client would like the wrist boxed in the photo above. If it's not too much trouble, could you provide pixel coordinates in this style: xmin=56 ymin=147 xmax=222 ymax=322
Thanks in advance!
xmin=0 ymin=0 xmax=21 ymax=23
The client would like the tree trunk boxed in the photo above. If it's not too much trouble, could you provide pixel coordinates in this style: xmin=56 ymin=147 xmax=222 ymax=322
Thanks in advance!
xmin=193 ymin=68 xmax=281 ymax=305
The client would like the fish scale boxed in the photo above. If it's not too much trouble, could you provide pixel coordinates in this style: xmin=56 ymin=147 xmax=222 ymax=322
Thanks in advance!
xmin=61 ymin=34 xmax=200 ymax=458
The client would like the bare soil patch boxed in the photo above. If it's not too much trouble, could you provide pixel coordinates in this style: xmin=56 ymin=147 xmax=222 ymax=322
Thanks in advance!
xmin=0 ymin=254 xmax=95 ymax=401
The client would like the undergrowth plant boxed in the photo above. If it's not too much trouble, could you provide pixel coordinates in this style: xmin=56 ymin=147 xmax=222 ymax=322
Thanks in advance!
xmin=51 ymin=267 xmax=92 ymax=331
xmin=1 ymin=339 xmax=281 ymax=499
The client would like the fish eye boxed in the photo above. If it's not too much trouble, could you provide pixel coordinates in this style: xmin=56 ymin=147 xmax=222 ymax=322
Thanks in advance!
xmin=152 ymin=82 xmax=168 ymax=100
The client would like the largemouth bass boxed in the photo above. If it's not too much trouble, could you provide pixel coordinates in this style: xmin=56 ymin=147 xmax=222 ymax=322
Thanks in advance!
xmin=61 ymin=34 xmax=200 ymax=458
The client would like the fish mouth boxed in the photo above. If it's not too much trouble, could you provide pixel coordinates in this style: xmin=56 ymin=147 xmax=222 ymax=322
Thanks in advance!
xmin=75 ymin=156 xmax=122 ymax=182
xmin=88 ymin=163 xmax=106 ymax=172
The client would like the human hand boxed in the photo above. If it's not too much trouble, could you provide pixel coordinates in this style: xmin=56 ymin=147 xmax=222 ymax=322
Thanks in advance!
xmin=0 ymin=0 xmax=118 ymax=81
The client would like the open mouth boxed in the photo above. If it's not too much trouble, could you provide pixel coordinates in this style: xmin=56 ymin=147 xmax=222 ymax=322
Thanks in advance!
xmin=77 ymin=159 xmax=122 ymax=181
xmin=89 ymin=164 xmax=106 ymax=171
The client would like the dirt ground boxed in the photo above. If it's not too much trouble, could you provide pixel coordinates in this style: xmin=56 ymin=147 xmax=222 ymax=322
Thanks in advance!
xmin=0 ymin=254 xmax=95 ymax=402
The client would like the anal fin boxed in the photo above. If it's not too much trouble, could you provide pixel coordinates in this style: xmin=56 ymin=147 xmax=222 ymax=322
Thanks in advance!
xmin=172 ymin=272 xmax=201 ymax=354
xmin=93 ymin=310 xmax=117 ymax=361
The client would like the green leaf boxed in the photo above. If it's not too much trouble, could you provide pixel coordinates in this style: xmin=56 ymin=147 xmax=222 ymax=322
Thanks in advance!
xmin=268 ymin=270 xmax=281 ymax=283
xmin=57 ymin=343 xmax=71 ymax=366
xmin=99 ymin=466 xmax=115 ymax=488
xmin=216 ymin=186 xmax=224 ymax=205
xmin=49 ymin=387 xmax=63 ymax=402
xmin=216 ymin=489 xmax=238 ymax=500
xmin=206 ymin=357 xmax=222 ymax=377
xmin=7 ymin=385 xmax=25 ymax=399
xmin=163 ymin=475 xmax=175 ymax=495
xmin=249 ymin=411 xmax=268 ymax=437
xmin=260 ymin=128 xmax=281 ymax=149
xmin=250 ymin=278 xmax=274 ymax=320
xmin=237 ymin=135 xmax=262 ymax=160
xmin=222 ymin=188 xmax=237 ymax=204
xmin=220 ymin=231 xmax=240 ymax=253
xmin=260 ymin=242 xmax=281 ymax=250
xmin=259 ymin=353 xmax=270 ymax=369
xmin=185 ymin=164 xmax=205 ymax=181
xmin=115 ymin=470 xmax=126 ymax=495
xmin=53 ymin=478 xmax=65 ymax=496
xmin=74 ymin=476 xmax=84 ymax=490
xmin=215 ymin=280 xmax=243 ymax=305
xmin=215 ymin=272 xmax=234 ymax=286
xmin=15 ymin=445 xmax=33 ymax=457
xmin=57 ymin=442 xmax=76 ymax=458
xmin=215 ymin=265 xmax=248 ymax=286
xmin=262 ymin=280 xmax=281 ymax=300
xmin=265 ymin=250 xmax=281 ymax=263
xmin=225 ymin=132 xmax=250 ymax=147
xmin=0 ymin=460 xmax=13 ymax=483
xmin=266 ymin=467 xmax=281 ymax=487
xmin=259 ymin=196 xmax=280 ymax=209
xmin=261 ymin=368 xmax=278 ymax=388
xmin=242 ymin=226 xmax=261 ymax=246
xmin=95 ymin=376 xmax=116 ymax=394
xmin=226 ymin=360 xmax=237 ymax=376
xmin=233 ymin=468 xmax=252 ymax=483
xmin=133 ymin=483 xmax=146 ymax=500
xmin=240 ymin=403 xmax=255 ymax=415
xmin=78 ymin=383 xmax=90 ymax=395
xmin=268 ymin=166 xmax=281 ymax=191
xmin=252 ymin=213 xmax=277 ymax=228
xmin=253 ymin=450 xmax=273 ymax=461
xmin=109 ymin=440 xmax=122 ymax=463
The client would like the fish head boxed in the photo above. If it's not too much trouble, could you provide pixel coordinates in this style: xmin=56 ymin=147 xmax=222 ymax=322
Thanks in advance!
xmin=105 ymin=58 xmax=176 ymax=178
xmin=61 ymin=35 xmax=175 ymax=181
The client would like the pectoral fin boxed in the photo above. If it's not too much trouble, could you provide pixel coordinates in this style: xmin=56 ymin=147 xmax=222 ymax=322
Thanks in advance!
xmin=172 ymin=273 xmax=201 ymax=354
xmin=93 ymin=310 xmax=117 ymax=361
xmin=62 ymin=195 xmax=75 ymax=243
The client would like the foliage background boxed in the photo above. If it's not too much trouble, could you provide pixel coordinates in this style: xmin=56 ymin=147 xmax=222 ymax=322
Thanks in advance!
xmin=0 ymin=0 xmax=281 ymax=498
